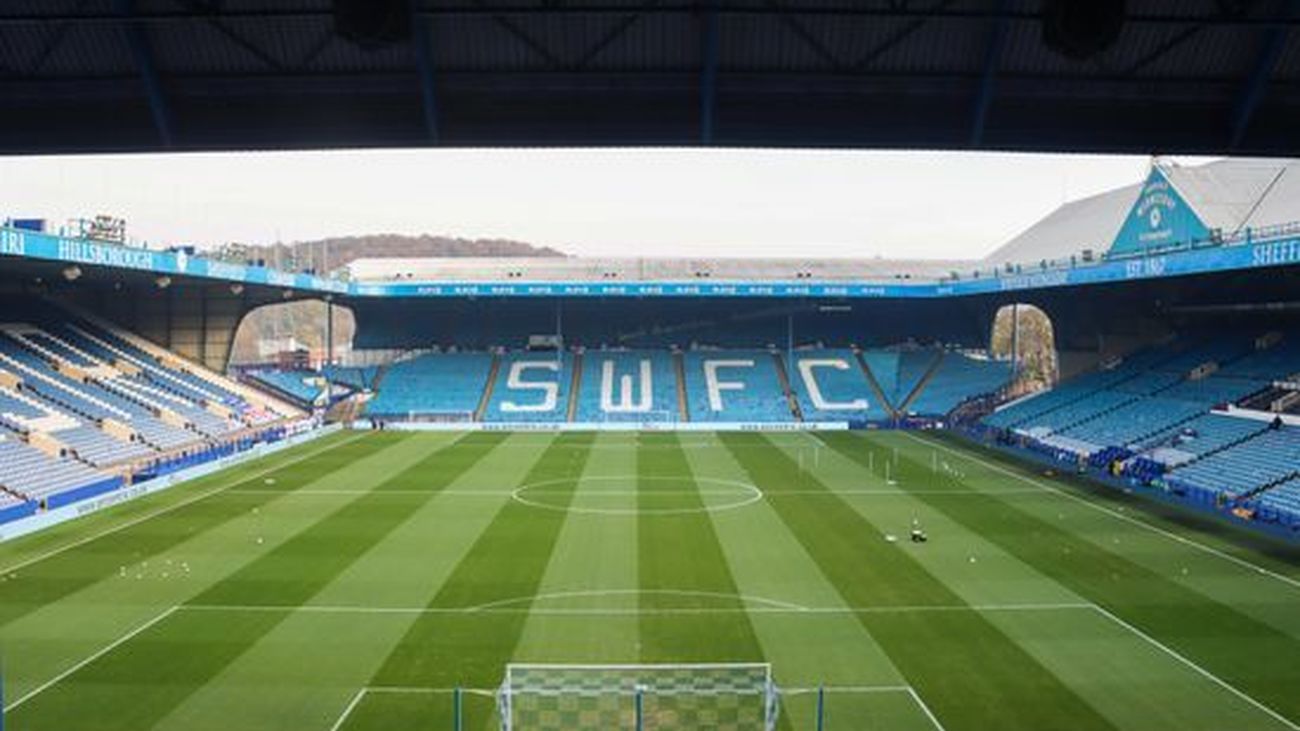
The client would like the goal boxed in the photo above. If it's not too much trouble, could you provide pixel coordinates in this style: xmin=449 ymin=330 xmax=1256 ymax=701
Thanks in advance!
xmin=497 ymin=663 xmax=780 ymax=731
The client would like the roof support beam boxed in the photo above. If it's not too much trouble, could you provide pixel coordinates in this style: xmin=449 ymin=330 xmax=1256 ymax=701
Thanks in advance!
xmin=699 ymin=3 xmax=719 ymax=143
xmin=411 ymin=1 xmax=440 ymax=141
xmin=1230 ymin=21 xmax=1290 ymax=149
xmin=574 ymin=5 xmax=655 ymax=70
xmin=970 ymin=1 xmax=1009 ymax=147
xmin=116 ymin=0 xmax=173 ymax=146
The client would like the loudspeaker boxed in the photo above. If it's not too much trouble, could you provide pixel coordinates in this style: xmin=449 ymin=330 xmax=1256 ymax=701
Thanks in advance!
xmin=334 ymin=0 xmax=412 ymax=49
xmin=1041 ymin=0 xmax=1126 ymax=60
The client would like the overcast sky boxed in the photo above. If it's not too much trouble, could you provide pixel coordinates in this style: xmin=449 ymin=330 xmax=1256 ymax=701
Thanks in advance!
xmin=0 ymin=149 xmax=1217 ymax=260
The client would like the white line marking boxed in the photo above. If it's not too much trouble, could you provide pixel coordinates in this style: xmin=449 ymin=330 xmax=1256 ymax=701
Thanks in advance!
xmin=907 ymin=685 xmax=950 ymax=731
xmin=223 ymin=487 xmax=1045 ymax=497
xmin=366 ymin=685 xmax=459 ymax=694
xmin=4 ymin=605 xmax=179 ymax=712
xmin=784 ymin=685 xmax=914 ymax=695
xmin=179 ymin=601 xmax=1094 ymax=617
xmin=328 ymin=688 xmax=367 ymax=731
xmin=0 ymin=432 xmax=367 ymax=576
xmin=469 ymin=589 xmax=807 ymax=612
xmin=902 ymin=433 xmax=1300 ymax=593
xmin=1089 ymin=604 xmax=1300 ymax=730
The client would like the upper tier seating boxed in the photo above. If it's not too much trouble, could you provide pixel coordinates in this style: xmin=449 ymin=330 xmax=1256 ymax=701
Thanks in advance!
xmin=683 ymin=350 xmax=791 ymax=422
xmin=365 ymin=352 xmax=493 ymax=418
xmin=786 ymin=349 xmax=875 ymax=422
xmin=484 ymin=352 xmax=574 ymax=422
xmin=574 ymin=350 xmax=678 ymax=422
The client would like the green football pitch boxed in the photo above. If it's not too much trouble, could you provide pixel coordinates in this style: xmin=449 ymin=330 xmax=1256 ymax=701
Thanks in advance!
xmin=4 ymin=429 xmax=1300 ymax=731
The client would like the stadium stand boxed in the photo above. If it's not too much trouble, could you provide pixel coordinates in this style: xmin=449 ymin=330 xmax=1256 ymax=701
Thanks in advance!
xmin=979 ymin=328 xmax=1300 ymax=532
xmin=1138 ymin=413 xmax=1270 ymax=465
xmin=785 ymin=349 xmax=875 ymax=422
xmin=1255 ymin=475 xmax=1300 ymax=529
xmin=0 ymin=298 xmax=303 ymax=526
xmin=1165 ymin=425 xmax=1300 ymax=501
xmin=1059 ymin=397 xmax=1206 ymax=451
xmin=859 ymin=350 xmax=900 ymax=403
xmin=321 ymin=365 xmax=380 ymax=391
xmin=573 ymin=350 xmax=678 ymax=423
xmin=904 ymin=353 xmax=1012 ymax=417
xmin=245 ymin=369 xmax=327 ymax=407
xmin=0 ymin=432 xmax=117 ymax=508
xmin=483 ymin=352 xmax=574 ymax=423
xmin=889 ymin=350 xmax=942 ymax=409
xmin=682 ymin=350 xmax=792 ymax=422
xmin=365 ymin=352 xmax=493 ymax=420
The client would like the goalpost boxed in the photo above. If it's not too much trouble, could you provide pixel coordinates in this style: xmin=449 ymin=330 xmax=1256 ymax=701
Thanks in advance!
xmin=497 ymin=663 xmax=780 ymax=731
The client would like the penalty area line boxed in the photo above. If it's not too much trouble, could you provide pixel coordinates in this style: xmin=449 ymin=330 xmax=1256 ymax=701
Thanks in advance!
xmin=326 ymin=686 xmax=504 ymax=731
xmin=328 ymin=688 xmax=368 ymax=731
xmin=179 ymin=601 xmax=1096 ymax=616
xmin=1088 ymin=604 xmax=1300 ymax=731
xmin=4 ymin=605 xmax=180 ymax=713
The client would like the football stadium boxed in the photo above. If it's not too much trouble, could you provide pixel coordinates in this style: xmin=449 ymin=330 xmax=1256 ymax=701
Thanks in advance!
xmin=5 ymin=3 xmax=1300 ymax=731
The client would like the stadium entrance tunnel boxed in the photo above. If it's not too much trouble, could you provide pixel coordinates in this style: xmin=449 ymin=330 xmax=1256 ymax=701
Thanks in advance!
xmin=229 ymin=298 xmax=356 ymax=368
xmin=511 ymin=475 xmax=763 ymax=516
xmin=990 ymin=303 xmax=1058 ymax=390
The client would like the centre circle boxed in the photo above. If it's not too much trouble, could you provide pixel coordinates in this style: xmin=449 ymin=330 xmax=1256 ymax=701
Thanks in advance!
xmin=511 ymin=475 xmax=763 ymax=515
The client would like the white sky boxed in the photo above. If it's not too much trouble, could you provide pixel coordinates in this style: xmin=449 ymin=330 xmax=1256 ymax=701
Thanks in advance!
xmin=0 ymin=149 xmax=1218 ymax=260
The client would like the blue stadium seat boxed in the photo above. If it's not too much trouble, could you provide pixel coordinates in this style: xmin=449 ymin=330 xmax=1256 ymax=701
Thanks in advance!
xmin=246 ymin=370 xmax=327 ymax=406
xmin=1166 ymin=425 xmax=1300 ymax=499
xmin=365 ymin=352 xmax=493 ymax=419
xmin=682 ymin=350 xmax=791 ymax=422
xmin=484 ymin=352 xmax=573 ymax=422
xmin=905 ymin=353 xmax=1011 ymax=416
xmin=573 ymin=350 xmax=678 ymax=423
xmin=785 ymin=349 xmax=874 ymax=422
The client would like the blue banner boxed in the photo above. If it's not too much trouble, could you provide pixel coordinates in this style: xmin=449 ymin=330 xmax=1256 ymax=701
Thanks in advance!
xmin=1108 ymin=166 xmax=1209 ymax=258
xmin=3 ymin=225 xmax=1300 ymax=301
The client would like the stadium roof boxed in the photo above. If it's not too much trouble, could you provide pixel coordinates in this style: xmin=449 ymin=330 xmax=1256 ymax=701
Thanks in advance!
xmin=984 ymin=157 xmax=1300 ymax=265
xmin=3 ymin=1 xmax=1300 ymax=154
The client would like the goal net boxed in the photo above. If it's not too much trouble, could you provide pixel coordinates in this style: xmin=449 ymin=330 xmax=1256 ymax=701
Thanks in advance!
xmin=497 ymin=663 xmax=780 ymax=731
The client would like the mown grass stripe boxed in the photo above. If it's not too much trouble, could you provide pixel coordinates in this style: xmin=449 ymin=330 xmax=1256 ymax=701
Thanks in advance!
xmin=0 ymin=431 xmax=395 ymax=629
xmin=189 ymin=433 xmax=506 ymax=608
xmin=636 ymin=432 xmax=769 ymax=651
xmin=368 ymin=432 xmax=596 ymax=693
xmin=6 ymin=432 xmax=507 ymax=731
xmin=823 ymin=431 xmax=1300 ymax=727
xmin=636 ymin=433 xmax=789 ymax=729
xmin=719 ymin=431 xmax=1120 ymax=731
